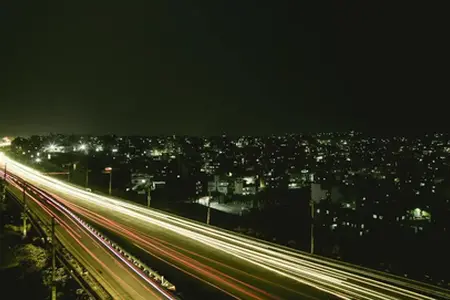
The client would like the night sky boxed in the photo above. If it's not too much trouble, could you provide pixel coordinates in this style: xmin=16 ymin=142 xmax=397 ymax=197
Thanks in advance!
xmin=0 ymin=2 xmax=448 ymax=136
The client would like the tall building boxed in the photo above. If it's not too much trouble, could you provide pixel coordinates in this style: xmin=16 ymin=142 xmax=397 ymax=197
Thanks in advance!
xmin=234 ymin=178 xmax=244 ymax=195
xmin=311 ymin=183 xmax=328 ymax=203
xmin=208 ymin=175 xmax=229 ymax=195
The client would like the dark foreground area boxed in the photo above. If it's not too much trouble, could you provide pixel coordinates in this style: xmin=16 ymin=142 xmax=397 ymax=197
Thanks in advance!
xmin=0 ymin=194 xmax=88 ymax=300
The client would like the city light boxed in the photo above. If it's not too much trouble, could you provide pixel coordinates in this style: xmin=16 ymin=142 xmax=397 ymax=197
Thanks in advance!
xmin=0 ymin=155 xmax=442 ymax=300
xmin=0 ymin=137 xmax=12 ymax=147
xmin=45 ymin=143 xmax=64 ymax=153
xmin=1 ymin=131 xmax=449 ymax=300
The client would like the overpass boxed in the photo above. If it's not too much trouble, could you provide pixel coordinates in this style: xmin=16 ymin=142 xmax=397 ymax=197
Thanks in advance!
xmin=1 ymin=153 xmax=449 ymax=300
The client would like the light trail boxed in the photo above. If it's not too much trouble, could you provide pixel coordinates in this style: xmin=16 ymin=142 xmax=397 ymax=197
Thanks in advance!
xmin=7 ymin=176 xmax=176 ymax=300
xmin=65 ymin=199 xmax=310 ymax=298
xmin=7 ymin=181 xmax=126 ymax=298
xmin=32 ymin=184 xmax=176 ymax=300
xmin=1 ymin=155 xmax=448 ymax=300
xmin=59 ymin=198 xmax=282 ymax=300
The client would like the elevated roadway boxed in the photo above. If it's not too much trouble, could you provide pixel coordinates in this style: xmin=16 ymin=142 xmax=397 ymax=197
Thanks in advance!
xmin=5 ymin=172 xmax=177 ymax=300
xmin=2 ymin=154 xmax=449 ymax=300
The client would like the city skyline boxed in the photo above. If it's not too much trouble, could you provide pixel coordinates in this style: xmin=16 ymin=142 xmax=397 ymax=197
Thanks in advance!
xmin=4 ymin=131 xmax=450 ymax=288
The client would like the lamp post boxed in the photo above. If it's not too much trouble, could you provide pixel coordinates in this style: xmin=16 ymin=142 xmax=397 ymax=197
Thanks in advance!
xmin=51 ymin=217 xmax=57 ymax=300
xmin=85 ymin=168 xmax=91 ymax=189
xmin=140 ymin=178 xmax=152 ymax=208
xmin=0 ymin=163 xmax=7 ymax=241
xmin=206 ymin=191 xmax=211 ymax=225
xmin=104 ymin=167 xmax=112 ymax=195
xmin=22 ymin=182 xmax=28 ymax=238
xmin=310 ymin=199 xmax=315 ymax=254
xmin=146 ymin=184 xmax=151 ymax=208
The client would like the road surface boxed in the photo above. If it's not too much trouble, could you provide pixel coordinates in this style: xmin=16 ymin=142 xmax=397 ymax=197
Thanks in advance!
xmin=6 ymin=176 xmax=176 ymax=300
xmin=2 ymin=155 xmax=449 ymax=300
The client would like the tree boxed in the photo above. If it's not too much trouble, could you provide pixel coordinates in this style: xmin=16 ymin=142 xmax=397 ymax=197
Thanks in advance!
xmin=43 ymin=267 xmax=68 ymax=287
xmin=14 ymin=244 xmax=48 ymax=273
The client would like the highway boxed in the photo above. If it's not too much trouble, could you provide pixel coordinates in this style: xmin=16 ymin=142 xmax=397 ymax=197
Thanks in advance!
xmin=2 ymin=154 xmax=449 ymax=300
xmin=4 ymin=172 xmax=177 ymax=300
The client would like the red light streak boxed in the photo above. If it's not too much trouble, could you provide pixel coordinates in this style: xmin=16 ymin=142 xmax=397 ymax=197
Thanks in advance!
xmin=58 ymin=196 xmax=278 ymax=300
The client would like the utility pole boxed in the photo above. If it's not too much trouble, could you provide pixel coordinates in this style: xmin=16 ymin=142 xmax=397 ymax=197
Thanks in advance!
xmin=108 ymin=171 xmax=112 ymax=196
xmin=85 ymin=158 xmax=90 ymax=189
xmin=206 ymin=191 xmax=211 ymax=225
xmin=310 ymin=199 xmax=315 ymax=254
xmin=85 ymin=169 xmax=90 ymax=189
xmin=146 ymin=184 xmax=152 ymax=208
xmin=0 ymin=164 xmax=7 ymax=264
xmin=51 ymin=217 xmax=57 ymax=300
xmin=1 ymin=163 xmax=6 ymax=210
xmin=67 ymin=164 xmax=71 ymax=182
xmin=0 ymin=163 xmax=6 ymax=237
xmin=103 ymin=167 xmax=113 ymax=195
xmin=22 ymin=182 xmax=28 ymax=238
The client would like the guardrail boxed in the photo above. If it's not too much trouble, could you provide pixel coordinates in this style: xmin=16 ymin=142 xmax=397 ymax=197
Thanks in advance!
xmin=81 ymin=219 xmax=177 ymax=292
xmin=6 ymin=176 xmax=178 ymax=299
xmin=79 ymin=184 xmax=450 ymax=299
xmin=5 ymin=189 xmax=111 ymax=300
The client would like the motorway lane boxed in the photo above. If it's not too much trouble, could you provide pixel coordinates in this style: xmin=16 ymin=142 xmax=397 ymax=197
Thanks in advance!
xmin=1 ymin=160 xmax=337 ymax=299
xmin=2 ymin=157 xmax=449 ymax=300
xmin=126 ymin=207 xmax=450 ymax=300
xmin=6 ymin=179 xmax=173 ymax=300
xmin=58 ymin=196 xmax=333 ymax=300
xmin=49 ymin=193 xmax=449 ymax=300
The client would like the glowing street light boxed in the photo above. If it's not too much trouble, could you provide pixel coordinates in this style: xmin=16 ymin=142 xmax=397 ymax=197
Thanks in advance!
xmin=45 ymin=143 xmax=58 ymax=153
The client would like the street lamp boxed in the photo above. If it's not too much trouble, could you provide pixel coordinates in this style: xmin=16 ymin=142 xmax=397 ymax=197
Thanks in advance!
xmin=310 ymin=199 xmax=315 ymax=254
xmin=141 ymin=179 xmax=152 ymax=208
xmin=85 ymin=168 xmax=91 ymax=189
xmin=104 ymin=167 xmax=112 ymax=195
xmin=146 ymin=183 xmax=152 ymax=208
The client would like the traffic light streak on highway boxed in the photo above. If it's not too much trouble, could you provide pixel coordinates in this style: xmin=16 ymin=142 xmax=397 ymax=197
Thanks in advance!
xmin=48 ymin=195 xmax=285 ymax=300
xmin=66 ymin=199 xmax=303 ymax=297
xmin=6 ymin=174 xmax=177 ymax=300
xmin=1 ymin=154 xmax=448 ymax=300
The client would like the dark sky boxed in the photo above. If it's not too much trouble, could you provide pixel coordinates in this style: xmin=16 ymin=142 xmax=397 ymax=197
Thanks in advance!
xmin=0 ymin=2 xmax=448 ymax=136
